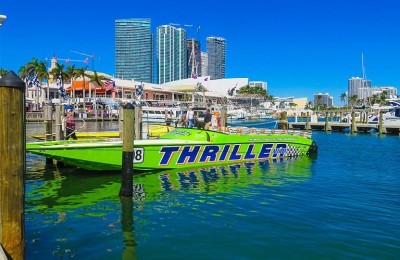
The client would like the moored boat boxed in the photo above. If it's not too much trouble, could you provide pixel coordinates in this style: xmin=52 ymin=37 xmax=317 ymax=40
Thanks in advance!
xmin=26 ymin=127 xmax=317 ymax=172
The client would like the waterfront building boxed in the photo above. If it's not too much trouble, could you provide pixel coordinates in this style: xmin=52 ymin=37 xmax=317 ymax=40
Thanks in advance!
xmin=313 ymin=93 xmax=333 ymax=107
xmin=374 ymin=86 xmax=398 ymax=99
xmin=206 ymin=37 xmax=226 ymax=80
xmin=348 ymin=77 xmax=371 ymax=102
xmin=157 ymin=25 xmax=188 ymax=84
xmin=201 ymin=52 xmax=208 ymax=77
xmin=249 ymin=81 xmax=268 ymax=91
xmin=115 ymin=18 xmax=154 ymax=83
xmin=186 ymin=38 xmax=201 ymax=78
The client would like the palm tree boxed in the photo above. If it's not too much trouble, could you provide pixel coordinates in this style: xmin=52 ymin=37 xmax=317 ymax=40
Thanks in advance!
xmin=380 ymin=90 xmax=388 ymax=105
xmin=0 ymin=68 xmax=8 ymax=77
xmin=349 ymin=95 xmax=358 ymax=108
xmin=76 ymin=67 xmax=88 ymax=110
xmin=50 ymin=63 xmax=67 ymax=103
xmin=35 ymin=61 xmax=49 ymax=104
xmin=340 ymin=93 xmax=347 ymax=107
xmin=87 ymin=71 xmax=109 ymax=118
xmin=65 ymin=65 xmax=77 ymax=105
xmin=18 ymin=64 xmax=30 ymax=99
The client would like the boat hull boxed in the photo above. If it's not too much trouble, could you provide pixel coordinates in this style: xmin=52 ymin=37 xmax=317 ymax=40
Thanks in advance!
xmin=26 ymin=128 xmax=317 ymax=171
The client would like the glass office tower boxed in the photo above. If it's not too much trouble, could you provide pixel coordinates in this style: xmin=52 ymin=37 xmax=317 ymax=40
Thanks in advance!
xmin=157 ymin=25 xmax=187 ymax=84
xmin=206 ymin=36 xmax=226 ymax=80
xmin=115 ymin=18 xmax=154 ymax=83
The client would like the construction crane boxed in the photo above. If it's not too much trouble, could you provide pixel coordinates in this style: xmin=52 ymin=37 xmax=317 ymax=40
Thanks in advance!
xmin=169 ymin=23 xmax=201 ymax=78
xmin=54 ymin=57 xmax=89 ymax=64
xmin=70 ymin=50 xmax=99 ymax=70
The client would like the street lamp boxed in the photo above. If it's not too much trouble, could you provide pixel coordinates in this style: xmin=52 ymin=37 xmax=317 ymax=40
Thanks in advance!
xmin=0 ymin=15 xmax=7 ymax=26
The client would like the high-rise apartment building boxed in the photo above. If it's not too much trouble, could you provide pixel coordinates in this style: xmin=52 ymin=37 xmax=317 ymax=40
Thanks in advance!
xmin=348 ymin=77 xmax=372 ymax=103
xmin=115 ymin=18 xmax=154 ymax=83
xmin=206 ymin=37 xmax=226 ymax=80
xmin=157 ymin=25 xmax=187 ymax=84
xmin=186 ymin=38 xmax=201 ymax=78
xmin=201 ymin=52 xmax=208 ymax=77
xmin=314 ymin=93 xmax=334 ymax=107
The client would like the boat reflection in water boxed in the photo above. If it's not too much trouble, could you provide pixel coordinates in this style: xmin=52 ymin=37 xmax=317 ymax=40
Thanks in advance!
xmin=26 ymin=156 xmax=314 ymax=212
xmin=25 ymin=155 xmax=315 ymax=258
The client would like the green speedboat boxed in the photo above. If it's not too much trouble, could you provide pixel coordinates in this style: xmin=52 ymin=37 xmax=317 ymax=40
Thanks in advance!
xmin=26 ymin=127 xmax=317 ymax=171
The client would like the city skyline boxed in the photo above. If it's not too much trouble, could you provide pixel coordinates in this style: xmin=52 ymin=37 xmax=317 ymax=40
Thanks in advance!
xmin=1 ymin=0 xmax=400 ymax=102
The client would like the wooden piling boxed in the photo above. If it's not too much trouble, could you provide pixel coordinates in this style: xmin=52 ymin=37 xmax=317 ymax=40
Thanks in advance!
xmin=120 ymin=103 xmax=135 ymax=197
xmin=305 ymin=112 xmax=310 ymax=130
xmin=325 ymin=111 xmax=331 ymax=131
xmin=55 ymin=105 xmax=63 ymax=141
xmin=351 ymin=111 xmax=356 ymax=133
xmin=277 ymin=111 xmax=288 ymax=130
xmin=134 ymin=105 xmax=142 ymax=140
xmin=44 ymin=105 xmax=53 ymax=165
xmin=118 ymin=106 xmax=124 ymax=138
xmin=378 ymin=111 xmax=383 ymax=135
xmin=0 ymin=71 xmax=26 ymax=260
xmin=221 ymin=106 xmax=228 ymax=127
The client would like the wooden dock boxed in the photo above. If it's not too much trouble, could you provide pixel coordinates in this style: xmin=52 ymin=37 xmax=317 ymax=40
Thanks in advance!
xmin=289 ymin=122 xmax=400 ymax=135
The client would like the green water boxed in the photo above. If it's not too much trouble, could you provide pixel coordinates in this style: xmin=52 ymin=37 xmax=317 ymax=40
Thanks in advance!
xmin=25 ymin=122 xmax=400 ymax=259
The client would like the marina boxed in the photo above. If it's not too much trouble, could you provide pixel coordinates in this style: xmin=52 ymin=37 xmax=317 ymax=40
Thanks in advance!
xmin=23 ymin=120 xmax=400 ymax=259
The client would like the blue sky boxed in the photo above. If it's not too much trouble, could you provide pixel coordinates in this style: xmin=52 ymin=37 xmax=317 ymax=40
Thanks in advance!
xmin=1 ymin=0 xmax=400 ymax=104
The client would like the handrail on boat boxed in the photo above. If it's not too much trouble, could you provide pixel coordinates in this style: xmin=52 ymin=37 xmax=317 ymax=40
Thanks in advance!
xmin=210 ymin=126 xmax=312 ymax=139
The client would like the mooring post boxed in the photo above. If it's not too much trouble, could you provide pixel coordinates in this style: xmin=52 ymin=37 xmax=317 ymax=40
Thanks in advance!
xmin=325 ymin=111 xmax=331 ymax=131
xmin=278 ymin=111 xmax=288 ymax=130
xmin=55 ymin=105 xmax=63 ymax=141
xmin=120 ymin=103 xmax=135 ymax=197
xmin=0 ymin=71 xmax=26 ymax=260
xmin=118 ymin=106 xmax=124 ymax=138
xmin=44 ymin=104 xmax=53 ymax=165
xmin=351 ymin=111 xmax=356 ymax=133
xmin=134 ymin=105 xmax=142 ymax=140
xmin=221 ymin=106 xmax=228 ymax=127
xmin=305 ymin=112 xmax=310 ymax=130
xmin=378 ymin=111 xmax=383 ymax=135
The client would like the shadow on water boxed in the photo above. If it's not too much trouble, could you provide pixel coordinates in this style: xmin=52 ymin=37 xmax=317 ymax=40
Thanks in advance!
xmin=25 ymin=156 xmax=315 ymax=258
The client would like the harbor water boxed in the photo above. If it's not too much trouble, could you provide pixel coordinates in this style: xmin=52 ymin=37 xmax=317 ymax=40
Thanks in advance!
xmin=25 ymin=120 xmax=400 ymax=259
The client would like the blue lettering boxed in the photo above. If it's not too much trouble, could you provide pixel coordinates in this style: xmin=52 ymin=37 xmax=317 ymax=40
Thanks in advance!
xmin=219 ymin=145 xmax=230 ymax=161
xmin=244 ymin=144 xmax=256 ymax=160
xmin=229 ymin=144 xmax=242 ymax=161
xmin=199 ymin=145 xmax=220 ymax=163
xmin=159 ymin=146 xmax=180 ymax=165
xmin=258 ymin=143 xmax=273 ymax=159
xmin=273 ymin=144 xmax=287 ymax=158
xmin=177 ymin=145 xmax=201 ymax=164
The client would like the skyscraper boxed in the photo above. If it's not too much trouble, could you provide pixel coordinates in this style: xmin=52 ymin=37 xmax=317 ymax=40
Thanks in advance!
xmin=201 ymin=52 xmax=208 ymax=77
xmin=157 ymin=25 xmax=187 ymax=84
xmin=186 ymin=38 xmax=201 ymax=78
xmin=115 ymin=18 xmax=154 ymax=83
xmin=206 ymin=37 xmax=226 ymax=80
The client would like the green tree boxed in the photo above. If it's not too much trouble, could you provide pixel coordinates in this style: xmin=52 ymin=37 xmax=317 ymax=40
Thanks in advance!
xmin=87 ymin=71 xmax=110 ymax=118
xmin=65 ymin=65 xmax=77 ymax=105
xmin=340 ymin=92 xmax=347 ymax=107
xmin=0 ymin=68 xmax=8 ymax=77
xmin=75 ymin=67 xmax=88 ymax=109
xmin=349 ymin=95 xmax=358 ymax=108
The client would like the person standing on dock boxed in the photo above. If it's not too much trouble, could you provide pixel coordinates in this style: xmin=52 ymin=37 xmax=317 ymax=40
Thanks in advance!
xmin=65 ymin=111 xmax=77 ymax=140
xmin=187 ymin=107 xmax=195 ymax=128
